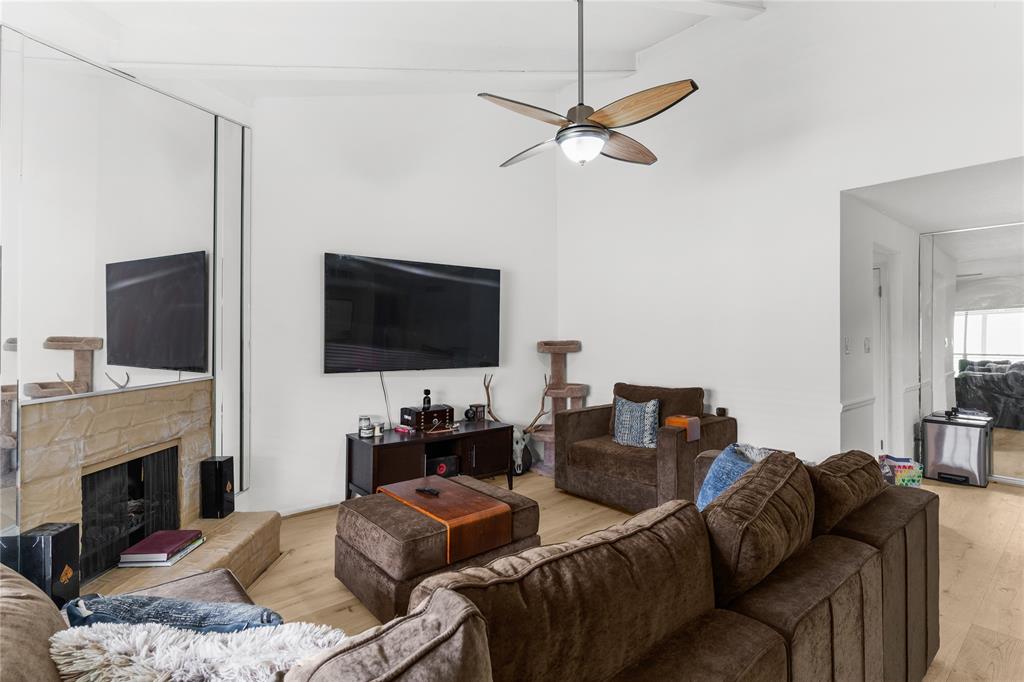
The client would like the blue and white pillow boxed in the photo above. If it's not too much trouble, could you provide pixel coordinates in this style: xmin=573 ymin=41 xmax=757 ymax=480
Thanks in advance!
xmin=696 ymin=443 xmax=775 ymax=511
xmin=613 ymin=397 xmax=660 ymax=449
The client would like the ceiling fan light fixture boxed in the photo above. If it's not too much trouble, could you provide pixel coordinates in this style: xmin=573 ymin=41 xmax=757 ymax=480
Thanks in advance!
xmin=556 ymin=125 xmax=609 ymax=165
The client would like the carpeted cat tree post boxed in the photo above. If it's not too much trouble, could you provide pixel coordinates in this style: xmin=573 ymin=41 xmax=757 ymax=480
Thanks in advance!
xmin=530 ymin=340 xmax=588 ymax=477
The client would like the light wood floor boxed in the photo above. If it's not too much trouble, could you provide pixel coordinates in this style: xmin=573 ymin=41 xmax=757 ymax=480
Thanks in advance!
xmin=246 ymin=473 xmax=1024 ymax=681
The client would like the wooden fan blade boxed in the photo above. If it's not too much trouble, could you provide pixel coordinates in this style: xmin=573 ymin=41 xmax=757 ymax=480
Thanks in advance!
xmin=601 ymin=131 xmax=657 ymax=165
xmin=588 ymin=79 xmax=698 ymax=129
xmin=500 ymin=139 xmax=556 ymax=168
xmin=479 ymin=93 xmax=570 ymax=127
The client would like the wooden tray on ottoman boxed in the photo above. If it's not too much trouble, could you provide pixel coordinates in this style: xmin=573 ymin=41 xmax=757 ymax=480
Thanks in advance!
xmin=335 ymin=475 xmax=540 ymax=622
xmin=378 ymin=475 xmax=512 ymax=564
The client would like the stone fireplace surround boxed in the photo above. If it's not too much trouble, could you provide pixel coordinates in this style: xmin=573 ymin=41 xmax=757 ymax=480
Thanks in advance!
xmin=19 ymin=379 xmax=213 ymax=533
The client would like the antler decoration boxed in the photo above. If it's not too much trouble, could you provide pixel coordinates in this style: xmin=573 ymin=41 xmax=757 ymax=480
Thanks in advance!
xmin=524 ymin=375 xmax=551 ymax=434
xmin=483 ymin=373 xmax=501 ymax=422
xmin=56 ymin=373 xmax=77 ymax=395
xmin=105 ymin=371 xmax=130 ymax=390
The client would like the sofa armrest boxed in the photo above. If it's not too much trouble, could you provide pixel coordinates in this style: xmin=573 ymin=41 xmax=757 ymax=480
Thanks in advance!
xmin=656 ymin=414 xmax=737 ymax=505
xmin=693 ymin=450 xmax=724 ymax=500
xmin=126 ymin=568 xmax=253 ymax=605
xmin=555 ymin=404 xmax=613 ymax=485
xmin=697 ymin=415 xmax=738 ymax=451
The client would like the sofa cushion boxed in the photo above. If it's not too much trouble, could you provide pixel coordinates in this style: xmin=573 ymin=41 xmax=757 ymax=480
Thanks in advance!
xmin=611 ymin=383 xmax=704 ymax=430
xmin=284 ymin=588 xmax=491 ymax=682
xmin=806 ymin=450 xmax=886 ymax=535
xmin=336 ymin=477 xmax=539 ymax=581
xmin=568 ymin=435 xmax=658 ymax=486
xmin=610 ymin=609 xmax=788 ymax=682
xmin=126 ymin=567 xmax=253 ymax=604
xmin=612 ymin=396 xmax=660 ymax=448
xmin=831 ymin=485 xmax=939 ymax=681
xmin=729 ymin=534 xmax=883 ymax=681
xmin=0 ymin=565 xmax=66 ymax=682
xmin=702 ymin=451 xmax=814 ymax=604
xmin=409 ymin=500 xmax=715 ymax=682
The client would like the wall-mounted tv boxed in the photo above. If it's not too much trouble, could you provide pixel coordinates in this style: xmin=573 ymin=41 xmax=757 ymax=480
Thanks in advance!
xmin=106 ymin=251 xmax=208 ymax=373
xmin=324 ymin=254 xmax=500 ymax=373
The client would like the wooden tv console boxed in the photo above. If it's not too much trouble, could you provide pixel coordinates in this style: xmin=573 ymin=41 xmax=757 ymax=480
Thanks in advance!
xmin=345 ymin=420 xmax=514 ymax=499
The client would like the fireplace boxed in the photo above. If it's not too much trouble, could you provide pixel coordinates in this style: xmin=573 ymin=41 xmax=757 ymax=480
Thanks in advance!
xmin=80 ymin=445 xmax=180 ymax=580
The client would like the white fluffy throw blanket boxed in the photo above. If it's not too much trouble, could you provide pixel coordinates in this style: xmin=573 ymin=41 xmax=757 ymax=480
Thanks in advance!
xmin=50 ymin=622 xmax=347 ymax=681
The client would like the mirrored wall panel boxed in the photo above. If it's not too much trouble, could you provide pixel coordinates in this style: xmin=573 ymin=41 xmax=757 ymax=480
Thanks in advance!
xmin=0 ymin=26 xmax=251 ymax=553
xmin=10 ymin=30 xmax=215 ymax=400
xmin=921 ymin=223 xmax=1024 ymax=483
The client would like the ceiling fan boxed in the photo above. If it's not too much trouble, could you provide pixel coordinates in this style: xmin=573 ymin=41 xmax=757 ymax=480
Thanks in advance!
xmin=479 ymin=0 xmax=698 ymax=167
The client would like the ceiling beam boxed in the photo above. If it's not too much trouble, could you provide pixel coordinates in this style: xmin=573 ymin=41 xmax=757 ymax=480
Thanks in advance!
xmin=637 ymin=1 xmax=764 ymax=20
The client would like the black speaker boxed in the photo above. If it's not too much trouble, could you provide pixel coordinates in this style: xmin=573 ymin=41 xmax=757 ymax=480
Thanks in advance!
xmin=201 ymin=456 xmax=235 ymax=519
xmin=19 ymin=523 xmax=79 ymax=607
xmin=426 ymin=455 xmax=460 ymax=478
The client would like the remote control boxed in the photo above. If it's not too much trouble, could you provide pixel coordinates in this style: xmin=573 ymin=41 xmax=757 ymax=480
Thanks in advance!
xmin=415 ymin=487 xmax=440 ymax=497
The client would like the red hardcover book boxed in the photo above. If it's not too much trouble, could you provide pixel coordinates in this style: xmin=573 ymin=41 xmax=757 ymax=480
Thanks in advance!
xmin=120 ymin=530 xmax=203 ymax=562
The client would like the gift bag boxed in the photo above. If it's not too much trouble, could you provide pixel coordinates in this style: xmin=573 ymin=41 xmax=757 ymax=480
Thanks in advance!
xmin=879 ymin=454 xmax=923 ymax=488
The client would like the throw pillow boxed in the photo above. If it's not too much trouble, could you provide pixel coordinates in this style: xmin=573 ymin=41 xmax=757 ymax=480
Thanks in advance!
xmin=50 ymin=621 xmax=346 ymax=682
xmin=696 ymin=444 xmax=775 ymax=511
xmin=63 ymin=594 xmax=283 ymax=633
xmin=612 ymin=396 xmax=660 ymax=448
xmin=702 ymin=451 xmax=814 ymax=604
xmin=807 ymin=450 xmax=887 ymax=535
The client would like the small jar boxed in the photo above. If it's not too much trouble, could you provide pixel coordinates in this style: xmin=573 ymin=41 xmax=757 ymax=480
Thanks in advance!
xmin=358 ymin=415 xmax=373 ymax=438
xmin=373 ymin=420 xmax=385 ymax=437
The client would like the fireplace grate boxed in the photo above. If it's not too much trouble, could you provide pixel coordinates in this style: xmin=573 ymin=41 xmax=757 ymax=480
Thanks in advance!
xmin=81 ymin=446 xmax=179 ymax=581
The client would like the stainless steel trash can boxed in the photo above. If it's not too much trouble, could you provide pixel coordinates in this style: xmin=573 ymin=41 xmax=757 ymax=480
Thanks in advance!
xmin=922 ymin=408 xmax=993 ymax=487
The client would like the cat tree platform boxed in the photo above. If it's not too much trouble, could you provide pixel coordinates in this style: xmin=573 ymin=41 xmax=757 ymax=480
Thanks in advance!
xmin=23 ymin=336 xmax=103 ymax=399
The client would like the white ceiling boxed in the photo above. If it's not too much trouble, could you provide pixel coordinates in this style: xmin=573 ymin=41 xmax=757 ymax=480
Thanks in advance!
xmin=23 ymin=1 xmax=763 ymax=101
xmin=847 ymin=157 xmax=1024 ymax=234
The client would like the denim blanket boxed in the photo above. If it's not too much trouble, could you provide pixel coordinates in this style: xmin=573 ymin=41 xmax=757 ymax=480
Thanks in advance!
xmin=64 ymin=594 xmax=283 ymax=633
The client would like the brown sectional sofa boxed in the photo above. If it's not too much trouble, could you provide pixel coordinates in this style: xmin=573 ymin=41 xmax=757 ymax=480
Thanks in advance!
xmin=696 ymin=449 xmax=939 ymax=682
xmin=556 ymin=383 xmax=738 ymax=513
xmin=4 ymin=450 xmax=939 ymax=682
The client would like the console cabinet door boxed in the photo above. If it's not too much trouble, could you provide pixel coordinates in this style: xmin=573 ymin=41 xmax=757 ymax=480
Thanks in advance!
xmin=465 ymin=429 xmax=510 ymax=477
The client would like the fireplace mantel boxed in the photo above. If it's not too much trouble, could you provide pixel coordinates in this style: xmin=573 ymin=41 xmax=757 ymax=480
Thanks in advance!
xmin=19 ymin=379 xmax=214 ymax=531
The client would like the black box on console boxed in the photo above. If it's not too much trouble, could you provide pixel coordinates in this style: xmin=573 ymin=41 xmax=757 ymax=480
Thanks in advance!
xmin=400 ymin=404 xmax=455 ymax=432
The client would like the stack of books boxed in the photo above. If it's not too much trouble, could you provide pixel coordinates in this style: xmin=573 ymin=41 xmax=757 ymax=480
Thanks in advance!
xmin=119 ymin=529 xmax=205 ymax=568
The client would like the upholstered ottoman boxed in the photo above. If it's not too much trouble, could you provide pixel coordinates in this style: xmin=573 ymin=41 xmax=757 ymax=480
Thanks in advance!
xmin=335 ymin=475 xmax=540 ymax=622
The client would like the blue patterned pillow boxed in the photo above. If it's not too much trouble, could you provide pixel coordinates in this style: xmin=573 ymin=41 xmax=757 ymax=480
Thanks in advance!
xmin=613 ymin=396 xmax=660 ymax=448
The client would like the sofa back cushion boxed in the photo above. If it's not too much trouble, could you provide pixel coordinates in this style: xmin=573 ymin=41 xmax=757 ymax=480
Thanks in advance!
xmin=0 ymin=565 xmax=66 ymax=682
xmin=409 ymin=500 xmax=714 ymax=682
xmin=611 ymin=383 xmax=704 ymax=431
xmin=284 ymin=588 xmax=492 ymax=682
xmin=702 ymin=451 xmax=814 ymax=604
xmin=807 ymin=450 xmax=887 ymax=535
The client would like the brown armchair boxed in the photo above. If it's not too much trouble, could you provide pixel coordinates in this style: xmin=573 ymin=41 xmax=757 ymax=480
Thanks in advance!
xmin=554 ymin=383 xmax=737 ymax=513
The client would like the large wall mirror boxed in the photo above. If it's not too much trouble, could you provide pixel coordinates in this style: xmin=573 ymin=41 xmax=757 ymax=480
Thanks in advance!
xmin=0 ymin=26 xmax=250 ymax=541
xmin=920 ymin=223 xmax=1024 ymax=485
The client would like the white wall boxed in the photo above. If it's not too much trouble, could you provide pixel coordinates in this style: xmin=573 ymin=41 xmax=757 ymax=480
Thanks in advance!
xmin=239 ymin=93 xmax=558 ymax=514
xmin=555 ymin=1 xmax=1023 ymax=462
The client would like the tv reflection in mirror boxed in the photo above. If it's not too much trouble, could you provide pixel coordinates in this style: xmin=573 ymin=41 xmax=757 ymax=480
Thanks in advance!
xmin=106 ymin=251 xmax=208 ymax=373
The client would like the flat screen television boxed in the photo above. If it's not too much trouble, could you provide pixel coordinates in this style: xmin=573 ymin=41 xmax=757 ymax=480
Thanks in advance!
xmin=324 ymin=253 xmax=500 ymax=373
xmin=106 ymin=251 xmax=208 ymax=373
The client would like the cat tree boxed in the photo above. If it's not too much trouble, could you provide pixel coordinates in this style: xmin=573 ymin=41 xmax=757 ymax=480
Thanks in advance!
xmin=529 ymin=340 xmax=588 ymax=476
xmin=22 ymin=336 xmax=103 ymax=399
